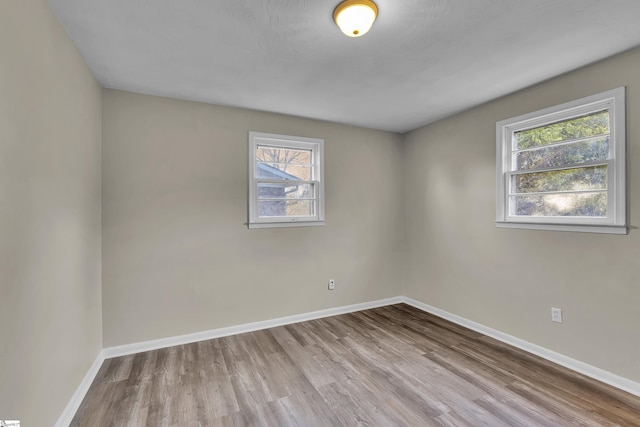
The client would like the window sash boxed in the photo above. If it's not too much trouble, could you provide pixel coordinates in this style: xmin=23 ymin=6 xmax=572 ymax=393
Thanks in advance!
xmin=506 ymin=146 xmax=615 ymax=225
xmin=255 ymin=180 xmax=319 ymax=220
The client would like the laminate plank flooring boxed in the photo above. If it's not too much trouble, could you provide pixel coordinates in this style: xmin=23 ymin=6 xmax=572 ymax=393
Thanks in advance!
xmin=71 ymin=304 xmax=640 ymax=426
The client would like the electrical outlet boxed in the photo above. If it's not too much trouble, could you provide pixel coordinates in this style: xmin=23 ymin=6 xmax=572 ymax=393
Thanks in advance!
xmin=328 ymin=279 xmax=335 ymax=290
xmin=551 ymin=307 xmax=563 ymax=323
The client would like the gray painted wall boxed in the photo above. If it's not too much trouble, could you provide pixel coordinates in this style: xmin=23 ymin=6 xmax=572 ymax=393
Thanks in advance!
xmin=403 ymin=47 xmax=640 ymax=383
xmin=0 ymin=1 xmax=103 ymax=425
xmin=101 ymin=89 xmax=404 ymax=347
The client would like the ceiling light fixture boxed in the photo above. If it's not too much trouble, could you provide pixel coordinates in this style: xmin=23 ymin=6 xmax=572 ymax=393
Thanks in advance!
xmin=333 ymin=0 xmax=378 ymax=38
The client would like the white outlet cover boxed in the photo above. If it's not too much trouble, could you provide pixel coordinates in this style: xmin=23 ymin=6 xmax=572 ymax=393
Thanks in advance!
xmin=551 ymin=308 xmax=563 ymax=323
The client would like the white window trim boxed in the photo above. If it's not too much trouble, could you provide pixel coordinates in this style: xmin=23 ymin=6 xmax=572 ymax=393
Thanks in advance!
xmin=248 ymin=131 xmax=325 ymax=229
xmin=496 ymin=87 xmax=626 ymax=234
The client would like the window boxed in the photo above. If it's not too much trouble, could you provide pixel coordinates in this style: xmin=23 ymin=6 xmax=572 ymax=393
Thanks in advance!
xmin=496 ymin=87 xmax=626 ymax=234
xmin=248 ymin=132 xmax=325 ymax=228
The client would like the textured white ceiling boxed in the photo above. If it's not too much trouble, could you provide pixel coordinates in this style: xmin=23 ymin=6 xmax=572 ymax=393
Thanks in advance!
xmin=49 ymin=0 xmax=640 ymax=133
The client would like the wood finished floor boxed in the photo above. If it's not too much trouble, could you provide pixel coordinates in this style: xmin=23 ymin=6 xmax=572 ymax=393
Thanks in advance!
xmin=71 ymin=304 xmax=640 ymax=426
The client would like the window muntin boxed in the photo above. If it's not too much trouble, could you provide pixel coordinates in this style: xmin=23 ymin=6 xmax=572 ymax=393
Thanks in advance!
xmin=249 ymin=132 xmax=325 ymax=228
xmin=496 ymin=88 xmax=626 ymax=234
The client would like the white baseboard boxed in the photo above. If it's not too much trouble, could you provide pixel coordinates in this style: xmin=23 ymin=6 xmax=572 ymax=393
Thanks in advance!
xmin=103 ymin=296 xmax=404 ymax=359
xmin=54 ymin=350 xmax=105 ymax=427
xmin=401 ymin=296 xmax=640 ymax=398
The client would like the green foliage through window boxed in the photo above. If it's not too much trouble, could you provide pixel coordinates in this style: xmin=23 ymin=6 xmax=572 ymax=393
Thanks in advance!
xmin=513 ymin=165 xmax=607 ymax=194
xmin=515 ymin=110 xmax=609 ymax=150
xmin=515 ymin=137 xmax=608 ymax=171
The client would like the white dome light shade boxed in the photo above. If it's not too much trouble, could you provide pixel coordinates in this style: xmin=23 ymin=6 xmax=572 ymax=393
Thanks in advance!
xmin=334 ymin=0 xmax=378 ymax=38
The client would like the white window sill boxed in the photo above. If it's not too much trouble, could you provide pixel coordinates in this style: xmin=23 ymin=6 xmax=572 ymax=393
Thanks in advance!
xmin=496 ymin=221 xmax=627 ymax=235
xmin=248 ymin=221 xmax=325 ymax=229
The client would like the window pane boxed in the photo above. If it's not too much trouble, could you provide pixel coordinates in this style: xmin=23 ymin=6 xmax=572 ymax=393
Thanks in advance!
xmin=515 ymin=136 xmax=609 ymax=171
xmin=511 ymin=165 xmax=607 ymax=194
xmin=258 ymin=200 xmax=315 ymax=217
xmin=515 ymin=110 xmax=609 ymax=150
xmin=510 ymin=192 xmax=607 ymax=217
xmin=258 ymin=182 xmax=314 ymax=199
xmin=256 ymin=163 xmax=311 ymax=180
xmin=256 ymin=146 xmax=312 ymax=165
